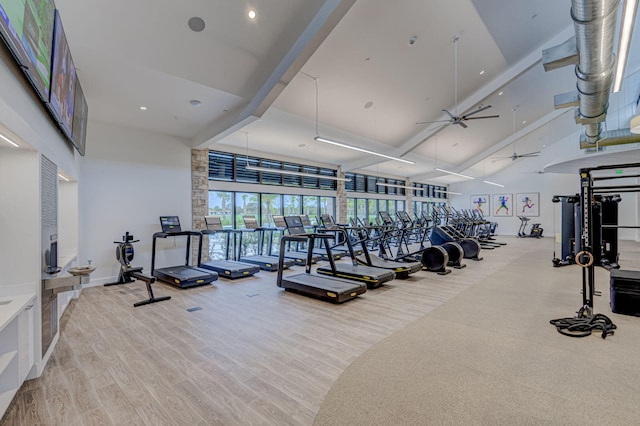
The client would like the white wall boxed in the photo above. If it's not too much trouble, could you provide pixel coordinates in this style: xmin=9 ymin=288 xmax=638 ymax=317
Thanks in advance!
xmin=58 ymin=181 xmax=79 ymax=264
xmin=79 ymin=121 xmax=193 ymax=285
xmin=450 ymin=132 xmax=640 ymax=241
xmin=0 ymin=148 xmax=40 ymax=296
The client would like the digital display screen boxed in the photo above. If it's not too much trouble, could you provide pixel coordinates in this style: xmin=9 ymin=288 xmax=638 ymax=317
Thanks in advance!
xmin=71 ymin=77 xmax=88 ymax=156
xmin=49 ymin=9 xmax=76 ymax=137
xmin=160 ymin=216 xmax=182 ymax=233
xmin=0 ymin=0 xmax=55 ymax=101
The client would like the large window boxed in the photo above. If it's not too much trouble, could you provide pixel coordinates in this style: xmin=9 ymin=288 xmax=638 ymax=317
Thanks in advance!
xmin=261 ymin=194 xmax=282 ymax=227
xmin=303 ymin=196 xmax=319 ymax=221
xmin=235 ymin=192 xmax=259 ymax=228
xmin=283 ymin=195 xmax=301 ymax=216
xmin=320 ymin=197 xmax=334 ymax=217
xmin=209 ymin=191 xmax=233 ymax=227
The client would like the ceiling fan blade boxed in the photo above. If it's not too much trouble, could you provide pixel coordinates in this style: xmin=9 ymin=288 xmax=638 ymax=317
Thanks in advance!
xmin=491 ymin=156 xmax=513 ymax=160
xmin=517 ymin=152 xmax=542 ymax=158
xmin=442 ymin=109 xmax=457 ymax=120
xmin=462 ymin=105 xmax=492 ymax=118
xmin=457 ymin=121 xmax=468 ymax=129
xmin=463 ymin=114 xmax=501 ymax=120
xmin=416 ymin=119 xmax=451 ymax=125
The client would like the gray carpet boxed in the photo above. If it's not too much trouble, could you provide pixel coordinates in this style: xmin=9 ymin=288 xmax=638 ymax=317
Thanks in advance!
xmin=314 ymin=239 xmax=640 ymax=425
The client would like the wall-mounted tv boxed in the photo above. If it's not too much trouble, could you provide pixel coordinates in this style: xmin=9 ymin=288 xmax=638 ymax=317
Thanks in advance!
xmin=71 ymin=76 xmax=87 ymax=156
xmin=0 ymin=0 xmax=55 ymax=102
xmin=49 ymin=9 xmax=75 ymax=138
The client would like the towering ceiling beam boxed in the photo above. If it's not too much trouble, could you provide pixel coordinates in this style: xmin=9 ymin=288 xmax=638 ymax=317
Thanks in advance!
xmin=341 ymin=26 xmax=575 ymax=172
xmin=192 ymin=0 xmax=357 ymax=149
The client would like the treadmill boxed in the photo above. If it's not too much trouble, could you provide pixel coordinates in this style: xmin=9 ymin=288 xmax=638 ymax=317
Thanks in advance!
xmin=199 ymin=216 xmax=261 ymax=279
xmin=273 ymin=215 xmax=321 ymax=265
xmin=314 ymin=219 xmax=396 ymax=289
xmin=298 ymin=215 xmax=343 ymax=261
xmin=352 ymin=223 xmax=423 ymax=279
xmin=276 ymin=216 xmax=366 ymax=303
xmin=151 ymin=216 xmax=218 ymax=288
xmin=319 ymin=214 xmax=364 ymax=256
xmin=237 ymin=215 xmax=294 ymax=271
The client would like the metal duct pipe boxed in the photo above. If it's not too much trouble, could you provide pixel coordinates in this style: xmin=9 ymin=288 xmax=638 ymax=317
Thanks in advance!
xmin=579 ymin=128 xmax=640 ymax=148
xmin=571 ymin=0 xmax=620 ymax=143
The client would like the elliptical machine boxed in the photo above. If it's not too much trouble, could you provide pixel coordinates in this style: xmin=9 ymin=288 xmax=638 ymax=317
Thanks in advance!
xmin=106 ymin=232 xmax=171 ymax=307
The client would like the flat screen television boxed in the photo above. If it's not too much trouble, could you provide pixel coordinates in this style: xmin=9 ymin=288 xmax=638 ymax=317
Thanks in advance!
xmin=71 ymin=76 xmax=87 ymax=156
xmin=0 ymin=0 xmax=55 ymax=102
xmin=49 ymin=9 xmax=75 ymax=137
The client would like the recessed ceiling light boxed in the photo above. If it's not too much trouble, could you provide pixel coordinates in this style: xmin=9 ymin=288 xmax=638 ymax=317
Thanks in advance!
xmin=140 ymin=106 xmax=147 ymax=111
xmin=248 ymin=10 xmax=256 ymax=19
xmin=190 ymin=99 xmax=202 ymax=107
xmin=364 ymin=101 xmax=374 ymax=109
xmin=188 ymin=17 xmax=206 ymax=32
xmin=298 ymin=144 xmax=306 ymax=147
xmin=479 ymin=70 xmax=485 ymax=75
xmin=498 ymin=91 xmax=503 ymax=96
xmin=542 ymin=144 xmax=547 ymax=148
xmin=522 ymin=120 xmax=527 ymax=124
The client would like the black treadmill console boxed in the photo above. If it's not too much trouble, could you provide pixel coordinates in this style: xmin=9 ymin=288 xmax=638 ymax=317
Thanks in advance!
xmin=300 ymin=215 xmax=313 ymax=227
xmin=285 ymin=216 xmax=307 ymax=235
xmin=243 ymin=215 xmax=259 ymax=229
xmin=273 ymin=215 xmax=287 ymax=228
xmin=321 ymin=214 xmax=336 ymax=228
xmin=160 ymin=216 xmax=182 ymax=233
xmin=379 ymin=211 xmax=393 ymax=225
xmin=204 ymin=216 xmax=224 ymax=231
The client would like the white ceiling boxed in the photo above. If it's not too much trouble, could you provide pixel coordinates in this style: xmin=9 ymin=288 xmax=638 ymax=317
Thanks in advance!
xmin=53 ymin=0 xmax=640 ymax=184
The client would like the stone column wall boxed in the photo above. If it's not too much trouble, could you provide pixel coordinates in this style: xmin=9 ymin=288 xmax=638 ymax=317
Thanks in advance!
xmin=336 ymin=166 xmax=347 ymax=223
xmin=405 ymin=178 xmax=413 ymax=216
xmin=192 ymin=149 xmax=209 ymax=262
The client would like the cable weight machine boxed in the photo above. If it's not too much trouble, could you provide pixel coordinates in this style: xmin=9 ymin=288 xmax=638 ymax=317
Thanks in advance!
xmin=550 ymin=163 xmax=640 ymax=337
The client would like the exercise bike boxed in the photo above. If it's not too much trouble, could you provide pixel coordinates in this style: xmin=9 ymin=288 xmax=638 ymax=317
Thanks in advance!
xmin=106 ymin=232 xmax=171 ymax=307
xmin=517 ymin=216 xmax=543 ymax=238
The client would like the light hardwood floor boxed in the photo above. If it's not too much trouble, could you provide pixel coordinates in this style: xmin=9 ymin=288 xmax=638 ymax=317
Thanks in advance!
xmin=2 ymin=237 xmax=539 ymax=425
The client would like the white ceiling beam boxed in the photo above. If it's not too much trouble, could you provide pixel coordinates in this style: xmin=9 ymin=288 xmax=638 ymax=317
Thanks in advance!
xmin=341 ymin=25 xmax=576 ymax=172
xmin=192 ymin=0 xmax=357 ymax=149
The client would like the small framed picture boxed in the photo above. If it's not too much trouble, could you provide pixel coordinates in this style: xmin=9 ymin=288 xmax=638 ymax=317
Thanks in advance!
xmin=516 ymin=192 xmax=540 ymax=217
xmin=493 ymin=193 xmax=513 ymax=217
xmin=470 ymin=194 xmax=490 ymax=217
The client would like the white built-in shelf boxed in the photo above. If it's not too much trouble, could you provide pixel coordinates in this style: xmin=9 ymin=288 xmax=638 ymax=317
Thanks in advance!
xmin=0 ymin=351 xmax=17 ymax=376
xmin=0 ymin=293 xmax=35 ymax=332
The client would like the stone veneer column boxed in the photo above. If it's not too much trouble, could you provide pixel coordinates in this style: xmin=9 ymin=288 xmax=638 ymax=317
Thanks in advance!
xmin=405 ymin=178 xmax=413 ymax=216
xmin=336 ymin=166 xmax=347 ymax=223
xmin=192 ymin=149 xmax=209 ymax=262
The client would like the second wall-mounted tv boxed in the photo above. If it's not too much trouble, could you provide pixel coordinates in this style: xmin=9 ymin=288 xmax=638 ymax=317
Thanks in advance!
xmin=0 ymin=0 xmax=56 ymax=102
xmin=49 ymin=9 xmax=75 ymax=138
xmin=71 ymin=76 xmax=87 ymax=156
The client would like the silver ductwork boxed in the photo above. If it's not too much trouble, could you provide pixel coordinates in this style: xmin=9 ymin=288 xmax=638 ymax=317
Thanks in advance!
xmin=571 ymin=0 xmax=619 ymax=144
xmin=544 ymin=0 xmax=621 ymax=146
xmin=579 ymin=128 xmax=640 ymax=148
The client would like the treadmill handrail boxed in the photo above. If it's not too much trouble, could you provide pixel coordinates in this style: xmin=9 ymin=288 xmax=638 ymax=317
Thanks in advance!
xmin=152 ymin=231 xmax=203 ymax=238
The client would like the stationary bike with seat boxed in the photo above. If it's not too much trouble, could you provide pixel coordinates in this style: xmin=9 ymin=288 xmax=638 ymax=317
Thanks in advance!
xmin=106 ymin=232 xmax=171 ymax=307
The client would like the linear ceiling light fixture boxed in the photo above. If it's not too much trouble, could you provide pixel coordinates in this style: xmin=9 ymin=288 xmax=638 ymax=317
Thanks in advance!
xmin=483 ymin=180 xmax=505 ymax=187
xmin=434 ymin=189 xmax=462 ymax=195
xmin=308 ymin=75 xmax=414 ymax=165
xmin=376 ymin=182 xmax=423 ymax=191
xmin=613 ymin=0 xmax=639 ymax=92
xmin=0 ymin=133 xmax=19 ymax=147
xmin=435 ymin=168 xmax=474 ymax=179
xmin=314 ymin=136 xmax=415 ymax=164
xmin=245 ymin=165 xmax=351 ymax=182
xmin=57 ymin=173 xmax=70 ymax=182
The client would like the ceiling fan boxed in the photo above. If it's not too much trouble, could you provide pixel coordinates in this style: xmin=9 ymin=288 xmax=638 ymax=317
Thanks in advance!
xmin=493 ymin=151 xmax=542 ymax=161
xmin=416 ymin=35 xmax=499 ymax=128
xmin=491 ymin=108 xmax=540 ymax=161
